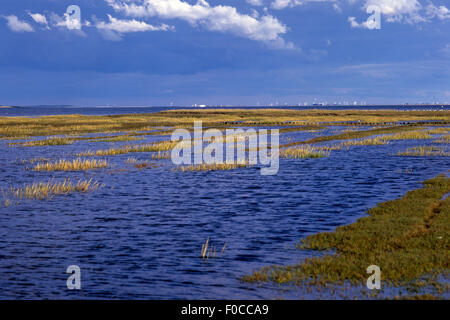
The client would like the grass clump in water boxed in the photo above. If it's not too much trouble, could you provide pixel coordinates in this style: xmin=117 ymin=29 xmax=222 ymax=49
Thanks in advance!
xmin=201 ymin=238 xmax=226 ymax=259
xmin=178 ymin=162 xmax=249 ymax=172
xmin=78 ymin=141 xmax=177 ymax=157
xmin=397 ymin=146 xmax=449 ymax=157
xmin=9 ymin=137 xmax=73 ymax=147
xmin=384 ymin=130 xmax=432 ymax=140
xmin=242 ymin=175 xmax=450 ymax=296
xmin=33 ymin=158 xmax=108 ymax=171
xmin=10 ymin=179 xmax=100 ymax=200
xmin=94 ymin=135 xmax=143 ymax=142
xmin=280 ymin=145 xmax=330 ymax=159
xmin=341 ymin=136 xmax=390 ymax=146
xmin=152 ymin=151 xmax=171 ymax=160
xmin=433 ymin=134 xmax=450 ymax=144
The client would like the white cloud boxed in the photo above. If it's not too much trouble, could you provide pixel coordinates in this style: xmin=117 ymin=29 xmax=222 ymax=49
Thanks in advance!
xmin=247 ymin=0 xmax=264 ymax=6
xmin=96 ymin=14 xmax=173 ymax=40
xmin=105 ymin=0 xmax=291 ymax=47
xmin=350 ymin=0 xmax=450 ymax=24
xmin=363 ymin=0 xmax=424 ymax=23
xmin=96 ymin=14 xmax=173 ymax=33
xmin=347 ymin=15 xmax=379 ymax=29
xmin=3 ymin=15 xmax=34 ymax=32
xmin=426 ymin=4 xmax=450 ymax=20
xmin=29 ymin=13 xmax=49 ymax=29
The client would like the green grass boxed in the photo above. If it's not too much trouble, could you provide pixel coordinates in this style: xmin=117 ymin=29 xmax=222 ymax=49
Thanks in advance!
xmin=242 ymin=175 xmax=450 ymax=296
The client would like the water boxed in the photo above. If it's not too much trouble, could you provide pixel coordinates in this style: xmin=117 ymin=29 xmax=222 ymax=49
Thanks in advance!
xmin=1 ymin=104 xmax=448 ymax=117
xmin=0 ymin=108 xmax=448 ymax=299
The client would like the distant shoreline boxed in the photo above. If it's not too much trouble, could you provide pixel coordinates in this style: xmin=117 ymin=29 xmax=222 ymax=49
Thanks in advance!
xmin=6 ymin=104 xmax=450 ymax=109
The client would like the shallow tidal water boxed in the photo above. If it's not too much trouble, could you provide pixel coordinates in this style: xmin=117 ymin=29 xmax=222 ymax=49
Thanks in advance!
xmin=0 ymin=108 xmax=449 ymax=299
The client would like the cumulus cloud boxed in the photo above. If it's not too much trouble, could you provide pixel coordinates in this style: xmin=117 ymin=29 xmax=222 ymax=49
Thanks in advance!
xmin=105 ymin=0 xmax=291 ymax=47
xmin=426 ymin=4 xmax=450 ymax=20
xmin=28 ymin=13 xmax=50 ymax=29
xmin=96 ymin=14 xmax=173 ymax=40
xmin=247 ymin=0 xmax=264 ymax=6
xmin=54 ymin=13 xmax=83 ymax=30
xmin=349 ymin=0 xmax=450 ymax=25
xmin=2 ymin=15 xmax=34 ymax=32
xmin=363 ymin=0 xmax=424 ymax=23
xmin=97 ymin=14 xmax=173 ymax=32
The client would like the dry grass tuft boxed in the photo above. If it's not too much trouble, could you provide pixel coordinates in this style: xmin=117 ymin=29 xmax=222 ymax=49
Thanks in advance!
xmin=33 ymin=158 xmax=108 ymax=171
xmin=9 ymin=137 xmax=73 ymax=147
xmin=78 ymin=141 xmax=177 ymax=157
xmin=10 ymin=179 xmax=100 ymax=200
xmin=178 ymin=162 xmax=249 ymax=172
xmin=152 ymin=151 xmax=171 ymax=160
xmin=397 ymin=146 xmax=449 ymax=157
xmin=280 ymin=145 xmax=330 ymax=159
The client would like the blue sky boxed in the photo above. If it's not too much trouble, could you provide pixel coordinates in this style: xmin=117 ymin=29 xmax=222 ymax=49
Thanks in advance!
xmin=0 ymin=0 xmax=449 ymax=106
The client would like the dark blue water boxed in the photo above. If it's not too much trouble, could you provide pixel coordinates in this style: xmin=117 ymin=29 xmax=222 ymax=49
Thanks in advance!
xmin=1 ymin=105 xmax=449 ymax=117
xmin=0 ymin=109 xmax=448 ymax=299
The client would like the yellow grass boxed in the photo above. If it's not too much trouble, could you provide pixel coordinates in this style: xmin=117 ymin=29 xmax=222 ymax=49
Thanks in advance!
xmin=9 ymin=137 xmax=73 ymax=147
xmin=78 ymin=141 xmax=177 ymax=157
xmin=397 ymin=146 xmax=449 ymax=157
xmin=341 ymin=136 xmax=390 ymax=146
xmin=201 ymin=238 xmax=226 ymax=259
xmin=178 ymin=162 xmax=249 ymax=172
xmin=0 ymin=109 xmax=448 ymax=138
xmin=152 ymin=151 xmax=171 ymax=160
xmin=433 ymin=134 xmax=450 ymax=144
xmin=280 ymin=145 xmax=330 ymax=159
xmin=125 ymin=157 xmax=138 ymax=164
xmin=33 ymin=158 xmax=108 ymax=171
xmin=425 ymin=127 xmax=450 ymax=134
xmin=10 ymin=179 xmax=100 ymax=200
xmin=384 ymin=131 xmax=432 ymax=140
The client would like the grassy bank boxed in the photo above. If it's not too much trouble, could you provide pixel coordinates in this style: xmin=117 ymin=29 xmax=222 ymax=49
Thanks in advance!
xmin=242 ymin=175 xmax=450 ymax=298
xmin=0 ymin=109 xmax=448 ymax=138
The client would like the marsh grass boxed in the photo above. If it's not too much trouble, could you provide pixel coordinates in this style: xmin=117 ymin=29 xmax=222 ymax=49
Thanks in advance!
xmin=20 ymin=157 xmax=51 ymax=165
xmin=94 ymin=135 xmax=143 ymax=142
xmin=78 ymin=141 xmax=177 ymax=157
xmin=433 ymin=134 xmax=450 ymax=144
xmin=10 ymin=179 xmax=100 ymax=200
xmin=425 ymin=127 xmax=450 ymax=135
xmin=341 ymin=136 xmax=390 ymax=146
xmin=384 ymin=131 xmax=432 ymax=140
xmin=280 ymin=125 xmax=428 ymax=148
xmin=242 ymin=175 xmax=450 ymax=294
xmin=201 ymin=238 xmax=226 ymax=259
xmin=280 ymin=146 xmax=330 ymax=159
xmin=135 ymin=162 xmax=158 ymax=169
xmin=0 ymin=110 xmax=448 ymax=138
xmin=152 ymin=151 xmax=171 ymax=160
xmin=33 ymin=158 xmax=108 ymax=171
xmin=125 ymin=157 xmax=138 ymax=164
xmin=9 ymin=137 xmax=74 ymax=147
xmin=397 ymin=146 xmax=449 ymax=157
xmin=178 ymin=162 xmax=249 ymax=172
